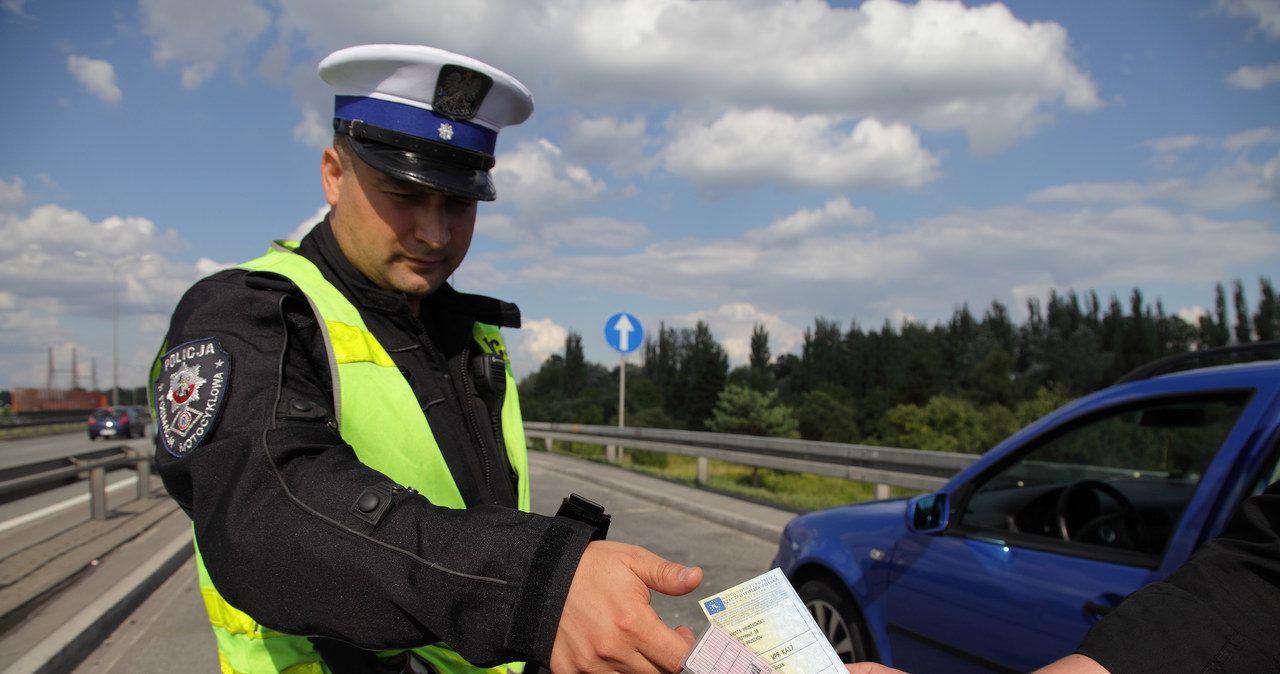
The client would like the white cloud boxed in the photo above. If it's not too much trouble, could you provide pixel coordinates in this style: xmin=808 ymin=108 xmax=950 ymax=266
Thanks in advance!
xmin=1223 ymin=126 xmax=1280 ymax=150
xmin=0 ymin=205 xmax=186 ymax=312
xmin=887 ymin=308 xmax=919 ymax=329
xmin=195 ymin=257 xmax=236 ymax=276
xmin=1028 ymin=180 xmax=1186 ymax=205
xmin=67 ymin=55 xmax=122 ymax=104
xmin=1029 ymin=155 xmax=1276 ymax=211
xmin=663 ymin=111 xmax=941 ymax=192
xmin=1185 ymin=158 xmax=1279 ymax=209
xmin=473 ymin=211 xmax=647 ymax=261
xmin=1177 ymin=305 xmax=1208 ymax=325
xmin=1217 ymin=0 xmax=1280 ymax=39
xmin=138 ymin=0 xmax=271 ymax=88
xmin=0 ymin=309 xmax=73 ymax=387
xmin=1145 ymin=135 xmax=1204 ymax=154
xmin=544 ymin=0 xmax=1100 ymax=153
xmin=0 ymin=176 xmax=25 ymax=209
xmin=0 ymin=0 xmax=29 ymax=17
xmin=515 ymin=317 xmax=569 ymax=374
xmin=293 ymin=106 xmax=332 ymax=149
xmin=493 ymin=139 xmax=608 ymax=217
xmin=1227 ymin=63 xmax=1280 ymax=89
xmin=258 ymin=42 xmax=292 ymax=84
xmin=474 ymin=213 xmax=526 ymax=247
xmin=506 ymin=201 xmax=1280 ymax=329
xmin=670 ymin=302 xmax=805 ymax=367
xmin=1263 ymin=152 xmax=1280 ymax=198
xmin=0 ymin=204 xmax=202 ymax=390
xmin=745 ymin=197 xmax=876 ymax=245
xmin=142 ymin=0 xmax=1102 ymax=155
xmin=542 ymin=217 xmax=649 ymax=250
xmin=563 ymin=115 xmax=658 ymax=177
xmin=288 ymin=205 xmax=329 ymax=242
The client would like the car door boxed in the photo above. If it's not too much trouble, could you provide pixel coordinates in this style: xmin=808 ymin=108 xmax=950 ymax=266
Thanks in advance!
xmin=882 ymin=391 xmax=1256 ymax=673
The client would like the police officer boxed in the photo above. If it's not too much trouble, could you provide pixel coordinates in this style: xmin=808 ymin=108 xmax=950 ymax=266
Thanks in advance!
xmin=152 ymin=44 xmax=703 ymax=674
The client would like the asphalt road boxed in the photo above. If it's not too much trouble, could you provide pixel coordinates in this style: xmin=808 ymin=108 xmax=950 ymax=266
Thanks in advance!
xmin=0 ymin=428 xmax=145 ymax=471
xmin=66 ymin=452 xmax=790 ymax=673
xmin=0 ymin=435 xmax=153 ymax=562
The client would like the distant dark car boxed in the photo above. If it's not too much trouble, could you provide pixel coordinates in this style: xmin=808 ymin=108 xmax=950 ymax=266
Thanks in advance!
xmin=87 ymin=406 xmax=148 ymax=440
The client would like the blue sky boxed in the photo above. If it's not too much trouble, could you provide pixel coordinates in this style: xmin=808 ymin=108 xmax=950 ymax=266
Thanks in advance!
xmin=1 ymin=0 xmax=1277 ymax=393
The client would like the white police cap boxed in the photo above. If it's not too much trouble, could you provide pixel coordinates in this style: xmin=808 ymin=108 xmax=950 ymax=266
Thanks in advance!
xmin=318 ymin=44 xmax=534 ymax=201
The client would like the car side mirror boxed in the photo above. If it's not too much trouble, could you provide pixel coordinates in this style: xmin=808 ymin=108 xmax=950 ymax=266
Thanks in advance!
xmin=907 ymin=493 xmax=949 ymax=534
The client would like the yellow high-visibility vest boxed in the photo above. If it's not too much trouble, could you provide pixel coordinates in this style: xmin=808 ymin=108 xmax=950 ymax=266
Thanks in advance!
xmin=168 ymin=241 xmax=529 ymax=674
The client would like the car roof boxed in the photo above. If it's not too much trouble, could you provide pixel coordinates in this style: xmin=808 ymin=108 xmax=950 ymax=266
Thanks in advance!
xmin=1139 ymin=358 xmax=1280 ymax=390
xmin=1115 ymin=340 xmax=1280 ymax=384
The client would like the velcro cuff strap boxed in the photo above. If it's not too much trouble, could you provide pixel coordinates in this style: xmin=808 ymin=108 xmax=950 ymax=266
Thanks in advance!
xmin=508 ymin=522 xmax=574 ymax=655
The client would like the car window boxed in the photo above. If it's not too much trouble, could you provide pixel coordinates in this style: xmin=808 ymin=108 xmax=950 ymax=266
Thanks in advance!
xmin=957 ymin=392 xmax=1252 ymax=561
xmin=1249 ymin=440 xmax=1280 ymax=497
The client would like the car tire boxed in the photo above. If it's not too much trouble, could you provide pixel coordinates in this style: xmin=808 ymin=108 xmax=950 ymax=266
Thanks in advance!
xmin=797 ymin=577 xmax=874 ymax=664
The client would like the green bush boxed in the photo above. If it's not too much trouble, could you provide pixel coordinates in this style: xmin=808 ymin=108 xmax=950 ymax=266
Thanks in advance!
xmin=627 ymin=449 xmax=669 ymax=468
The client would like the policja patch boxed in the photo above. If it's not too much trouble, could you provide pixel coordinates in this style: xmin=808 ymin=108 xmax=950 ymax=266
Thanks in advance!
xmin=155 ymin=337 xmax=230 ymax=457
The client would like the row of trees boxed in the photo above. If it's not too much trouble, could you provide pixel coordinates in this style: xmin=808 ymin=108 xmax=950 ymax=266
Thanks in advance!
xmin=518 ymin=278 xmax=1280 ymax=454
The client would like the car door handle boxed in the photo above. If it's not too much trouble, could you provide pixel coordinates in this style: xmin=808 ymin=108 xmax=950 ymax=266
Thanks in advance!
xmin=1083 ymin=601 xmax=1113 ymax=617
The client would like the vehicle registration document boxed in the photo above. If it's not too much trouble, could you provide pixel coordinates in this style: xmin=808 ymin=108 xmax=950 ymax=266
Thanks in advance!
xmin=683 ymin=568 xmax=843 ymax=674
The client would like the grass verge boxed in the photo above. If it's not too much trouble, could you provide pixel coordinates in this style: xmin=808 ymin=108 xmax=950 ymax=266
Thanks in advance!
xmin=543 ymin=440 xmax=922 ymax=513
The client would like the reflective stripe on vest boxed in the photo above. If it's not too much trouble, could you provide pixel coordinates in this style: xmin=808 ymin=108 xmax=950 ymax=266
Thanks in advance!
xmin=179 ymin=241 xmax=528 ymax=674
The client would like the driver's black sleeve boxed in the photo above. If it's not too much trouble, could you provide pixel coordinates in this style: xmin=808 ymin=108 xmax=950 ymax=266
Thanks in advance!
xmin=1074 ymin=480 xmax=1280 ymax=673
xmin=154 ymin=270 xmax=596 ymax=668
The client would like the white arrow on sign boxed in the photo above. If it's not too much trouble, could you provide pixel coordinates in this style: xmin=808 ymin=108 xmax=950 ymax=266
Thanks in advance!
xmin=614 ymin=314 xmax=636 ymax=352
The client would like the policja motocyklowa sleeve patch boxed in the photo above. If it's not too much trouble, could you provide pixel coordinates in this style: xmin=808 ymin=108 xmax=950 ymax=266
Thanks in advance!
xmin=155 ymin=337 xmax=230 ymax=458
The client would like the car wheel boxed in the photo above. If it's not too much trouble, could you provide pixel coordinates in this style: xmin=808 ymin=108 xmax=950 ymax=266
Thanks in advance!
xmin=797 ymin=577 xmax=873 ymax=663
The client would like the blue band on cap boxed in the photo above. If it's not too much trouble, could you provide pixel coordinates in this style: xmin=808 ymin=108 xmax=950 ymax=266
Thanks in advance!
xmin=334 ymin=95 xmax=497 ymax=156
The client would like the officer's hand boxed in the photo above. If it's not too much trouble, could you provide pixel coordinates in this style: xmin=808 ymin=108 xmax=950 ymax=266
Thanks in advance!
xmin=551 ymin=540 xmax=703 ymax=674
xmin=1029 ymin=654 xmax=1111 ymax=674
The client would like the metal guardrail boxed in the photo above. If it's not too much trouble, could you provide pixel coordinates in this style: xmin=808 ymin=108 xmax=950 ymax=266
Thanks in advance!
xmin=0 ymin=421 xmax=969 ymax=518
xmin=0 ymin=447 xmax=153 ymax=520
xmin=523 ymin=422 xmax=980 ymax=496
xmin=0 ymin=411 xmax=92 ymax=429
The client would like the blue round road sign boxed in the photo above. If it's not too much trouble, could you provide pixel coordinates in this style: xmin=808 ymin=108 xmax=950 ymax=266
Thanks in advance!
xmin=605 ymin=312 xmax=643 ymax=354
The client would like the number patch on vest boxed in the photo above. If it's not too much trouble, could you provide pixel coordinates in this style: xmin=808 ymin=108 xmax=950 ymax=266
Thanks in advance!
xmin=155 ymin=338 xmax=230 ymax=457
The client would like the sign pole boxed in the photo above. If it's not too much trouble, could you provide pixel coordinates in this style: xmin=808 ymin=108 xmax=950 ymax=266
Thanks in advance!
xmin=617 ymin=351 xmax=626 ymax=465
xmin=604 ymin=312 xmax=643 ymax=466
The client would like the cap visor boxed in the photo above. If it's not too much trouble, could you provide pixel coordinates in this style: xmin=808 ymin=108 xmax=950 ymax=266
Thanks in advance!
xmin=348 ymin=138 xmax=496 ymax=201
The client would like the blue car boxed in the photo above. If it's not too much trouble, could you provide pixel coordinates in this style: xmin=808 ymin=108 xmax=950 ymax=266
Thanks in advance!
xmin=87 ymin=405 xmax=148 ymax=440
xmin=773 ymin=350 xmax=1280 ymax=673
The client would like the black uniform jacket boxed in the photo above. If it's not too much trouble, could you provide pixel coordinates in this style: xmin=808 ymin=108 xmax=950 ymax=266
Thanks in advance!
xmin=155 ymin=216 xmax=595 ymax=667
xmin=1075 ymin=479 xmax=1280 ymax=673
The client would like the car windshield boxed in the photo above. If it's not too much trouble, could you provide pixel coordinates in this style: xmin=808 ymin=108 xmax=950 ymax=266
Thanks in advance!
xmin=960 ymin=392 xmax=1253 ymax=558
xmin=985 ymin=395 xmax=1248 ymax=489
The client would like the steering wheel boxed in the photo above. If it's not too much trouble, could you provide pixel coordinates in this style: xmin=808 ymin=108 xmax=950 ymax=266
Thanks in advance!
xmin=1054 ymin=479 xmax=1148 ymax=550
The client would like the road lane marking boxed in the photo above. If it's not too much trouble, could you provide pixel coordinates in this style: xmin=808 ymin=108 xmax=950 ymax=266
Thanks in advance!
xmin=0 ymin=477 xmax=138 ymax=534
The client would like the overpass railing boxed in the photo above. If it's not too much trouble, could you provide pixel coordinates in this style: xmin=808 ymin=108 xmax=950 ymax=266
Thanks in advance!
xmin=0 ymin=447 xmax=153 ymax=520
xmin=523 ymin=422 xmax=979 ymax=499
